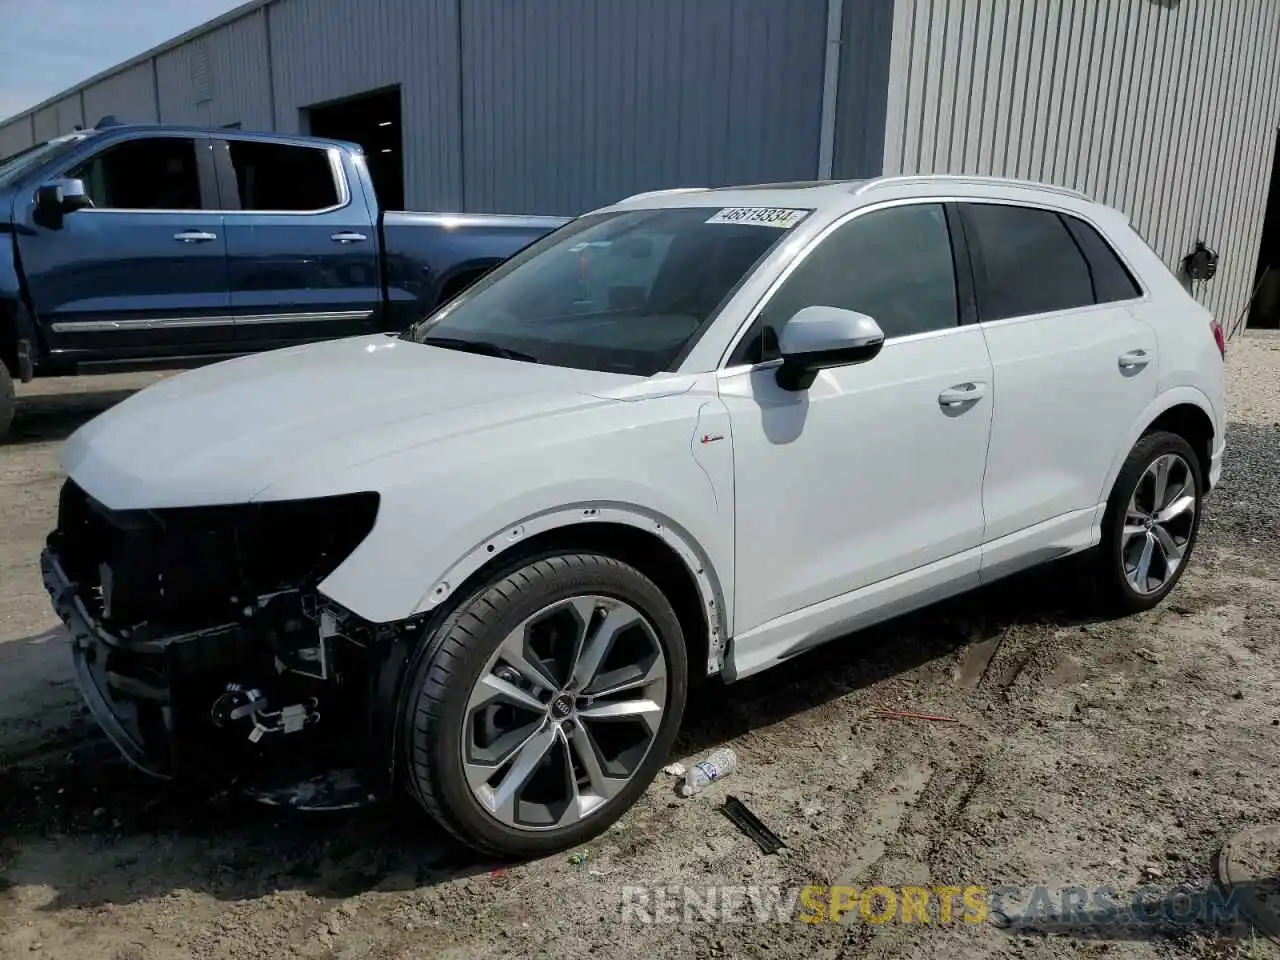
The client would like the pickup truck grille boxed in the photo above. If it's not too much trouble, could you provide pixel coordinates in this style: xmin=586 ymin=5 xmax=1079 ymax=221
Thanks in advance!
xmin=51 ymin=480 xmax=379 ymax=630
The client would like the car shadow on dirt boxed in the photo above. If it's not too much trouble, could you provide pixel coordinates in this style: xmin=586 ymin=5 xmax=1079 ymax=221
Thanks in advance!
xmin=4 ymin=389 xmax=140 ymax=446
xmin=0 ymin=558 xmax=1119 ymax=912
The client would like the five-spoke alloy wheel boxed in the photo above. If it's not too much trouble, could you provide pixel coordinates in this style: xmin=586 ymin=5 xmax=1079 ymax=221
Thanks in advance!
xmin=402 ymin=553 xmax=688 ymax=857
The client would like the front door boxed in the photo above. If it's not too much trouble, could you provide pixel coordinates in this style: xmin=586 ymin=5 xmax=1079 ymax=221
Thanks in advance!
xmin=16 ymin=134 xmax=232 ymax=361
xmin=721 ymin=202 xmax=994 ymax=664
xmin=215 ymin=138 xmax=381 ymax=347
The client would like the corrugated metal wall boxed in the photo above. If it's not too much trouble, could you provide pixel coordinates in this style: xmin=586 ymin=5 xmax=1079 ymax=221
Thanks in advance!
xmin=832 ymin=0 xmax=896 ymax=179
xmin=82 ymin=62 xmax=158 ymax=126
xmin=459 ymin=0 xmax=828 ymax=215
xmin=32 ymin=96 xmax=84 ymax=142
xmin=154 ymin=12 xmax=272 ymax=130
xmin=271 ymin=0 xmax=463 ymax=209
xmin=0 ymin=119 xmax=33 ymax=160
xmin=881 ymin=0 xmax=1280 ymax=326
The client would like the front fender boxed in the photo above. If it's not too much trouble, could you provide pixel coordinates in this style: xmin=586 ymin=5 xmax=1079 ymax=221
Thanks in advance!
xmin=314 ymin=389 xmax=736 ymax=634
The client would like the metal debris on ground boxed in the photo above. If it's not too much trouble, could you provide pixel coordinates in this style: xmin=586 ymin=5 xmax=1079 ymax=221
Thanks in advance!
xmin=720 ymin=795 xmax=786 ymax=854
xmin=954 ymin=626 xmax=1005 ymax=689
xmin=872 ymin=705 xmax=960 ymax=723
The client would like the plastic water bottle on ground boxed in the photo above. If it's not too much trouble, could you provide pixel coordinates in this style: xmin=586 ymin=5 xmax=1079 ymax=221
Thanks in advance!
xmin=680 ymin=747 xmax=737 ymax=797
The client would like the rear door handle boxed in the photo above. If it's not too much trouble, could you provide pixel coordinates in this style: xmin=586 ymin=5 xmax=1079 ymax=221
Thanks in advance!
xmin=938 ymin=382 xmax=987 ymax=407
xmin=173 ymin=230 xmax=217 ymax=243
xmin=330 ymin=231 xmax=368 ymax=243
xmin=1118 ymin=349 xmax=1150 ymax=370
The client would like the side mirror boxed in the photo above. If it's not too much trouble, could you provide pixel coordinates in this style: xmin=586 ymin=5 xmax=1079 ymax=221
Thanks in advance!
xmin=34 ymin=178 xmax=93 ymax=226
xmin=775 ymin=305 xmax=885 ymax=391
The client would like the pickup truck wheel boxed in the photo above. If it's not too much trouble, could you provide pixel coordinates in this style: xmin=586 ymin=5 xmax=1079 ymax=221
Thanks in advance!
xmin=402 ymin=552 xmax=687 ymax=858
xmin=1093 ymin=430 xmax=1202 ymax=614
xmin=0 ymin=362 xmax=14 ymax=442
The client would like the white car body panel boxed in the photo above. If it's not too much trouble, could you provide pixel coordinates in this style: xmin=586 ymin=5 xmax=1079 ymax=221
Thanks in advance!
xmin=976 ymin=302 xmax=1158 ymax=546
xmin=58 ymin=174 xmax=1227 ymax=684
xmin=720 ymin=324 xmax=992 ymax=638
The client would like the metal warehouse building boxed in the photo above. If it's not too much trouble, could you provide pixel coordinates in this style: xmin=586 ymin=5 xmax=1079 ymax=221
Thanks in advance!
xmin=3 ymin=0 xmax=1280 ymax=330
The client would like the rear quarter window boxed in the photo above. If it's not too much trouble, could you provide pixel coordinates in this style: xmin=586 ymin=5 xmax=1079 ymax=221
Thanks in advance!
xmin=1061 ymin=215 xmax=1144 ymax=302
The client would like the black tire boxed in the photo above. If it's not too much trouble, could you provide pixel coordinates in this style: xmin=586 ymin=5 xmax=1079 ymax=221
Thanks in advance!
xmin=0 ymin=362 xmax=14 ymax=443
xmin=1093 ymin=430 xmax=1203 ymax=614
xmin=402 ymin=552 xmax=688 ymax=858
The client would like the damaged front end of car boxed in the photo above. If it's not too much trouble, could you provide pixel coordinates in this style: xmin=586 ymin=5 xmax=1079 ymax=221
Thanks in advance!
xmin=41 ymin=480 xmax=417 ymax=809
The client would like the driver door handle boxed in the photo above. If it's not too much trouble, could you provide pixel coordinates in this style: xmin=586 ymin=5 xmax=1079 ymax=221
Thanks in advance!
xmin=173 ymin=230 xmax=217 ymax=243
xmin=938 ymin=382 xmax=987 ymax=407
xmin=330 ymin=231 xmax=368 ymax=243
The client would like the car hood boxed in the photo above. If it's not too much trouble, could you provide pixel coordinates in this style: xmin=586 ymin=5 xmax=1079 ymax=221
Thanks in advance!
xmin=62 ymin=334 xmax=642 ymax=510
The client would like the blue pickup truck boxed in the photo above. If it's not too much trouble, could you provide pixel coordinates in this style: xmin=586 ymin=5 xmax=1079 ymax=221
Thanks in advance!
xmin=0 ymin=119 xmax=567 ymax=439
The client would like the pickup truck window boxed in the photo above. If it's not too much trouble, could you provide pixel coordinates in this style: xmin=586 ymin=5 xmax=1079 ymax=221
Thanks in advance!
xmin=226 ymin=140 xmax=341 ymax=212
xmin=68 ymin=137 xmax=204 ymax=211
xmin=406 ymin=206 xmax=806 ymax=376
xmin=0 ymin=134 xmax=88 ymax=188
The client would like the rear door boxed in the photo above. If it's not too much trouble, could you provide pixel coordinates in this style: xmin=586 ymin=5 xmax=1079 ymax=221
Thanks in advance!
xmin=214 ymin=137 xmax=381 ymax=347
xmin=960 ymin=200 xmax=1156 ymax=575
xmin=15 ymin=134 xmax=231 ymax=359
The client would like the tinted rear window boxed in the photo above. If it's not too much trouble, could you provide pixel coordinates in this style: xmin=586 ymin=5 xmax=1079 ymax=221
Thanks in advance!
xmin=962 ymin=203 xmax=1094 ymax=321
xmin=1062 ymin=214 xmax=1143 ymax=302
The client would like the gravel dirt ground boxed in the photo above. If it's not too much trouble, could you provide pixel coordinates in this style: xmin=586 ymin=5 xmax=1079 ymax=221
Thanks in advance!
xmin=1 ymin=339 xmax=1279 ymax=960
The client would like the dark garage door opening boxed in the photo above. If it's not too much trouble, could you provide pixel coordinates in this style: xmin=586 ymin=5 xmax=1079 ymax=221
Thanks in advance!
xmin=1249 ymin=128 xmax=1280 ymax=330
xmin=305 ymin=86 xmax=404 ymax=210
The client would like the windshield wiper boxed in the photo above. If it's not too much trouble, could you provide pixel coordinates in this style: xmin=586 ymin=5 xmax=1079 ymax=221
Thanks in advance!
xmin=420 ymin=336 xmax=540 ymax=364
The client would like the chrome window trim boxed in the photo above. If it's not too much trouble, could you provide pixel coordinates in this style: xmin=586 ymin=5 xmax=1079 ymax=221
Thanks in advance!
xmin=216 ymin=146 xmax=351 ymax=216
xmin=58 ymin=132 xmax=214 ymax=215
xmin=66 ymin=141 xmax=350 ymax=217
xmin=50 ymin=308 xmax=373 ymax=333
xmin=953 ymin=197 xmax=1150 ymax=308
xmin=715 ymin=321 xmax=983 ymax=380
xmin=717 ymin=196 xmax=960 ymax=367
xmin=716 ymin=193 xmax=1151 ymax=369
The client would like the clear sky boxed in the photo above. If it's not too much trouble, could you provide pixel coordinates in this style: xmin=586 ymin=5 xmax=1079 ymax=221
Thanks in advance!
xmin=0 ymin=0 xmax=244 ymax=122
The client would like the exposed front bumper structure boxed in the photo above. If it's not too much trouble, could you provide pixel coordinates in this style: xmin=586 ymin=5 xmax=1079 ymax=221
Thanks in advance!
xmin=39 ymin=479 xmax=409 ymax=806
xmin=42 ymin=545 xmax=256 ymax=780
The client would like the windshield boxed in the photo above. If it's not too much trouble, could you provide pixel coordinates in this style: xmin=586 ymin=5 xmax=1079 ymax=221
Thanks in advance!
xmin=404 ymin=205 xmax=811 ymax=375
xmin=0 ymin=135 xmax=88 ymax=189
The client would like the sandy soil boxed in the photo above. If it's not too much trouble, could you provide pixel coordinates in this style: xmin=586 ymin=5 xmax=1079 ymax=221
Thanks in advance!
xmin=1 ymin=340 xmax=1279 ymax=960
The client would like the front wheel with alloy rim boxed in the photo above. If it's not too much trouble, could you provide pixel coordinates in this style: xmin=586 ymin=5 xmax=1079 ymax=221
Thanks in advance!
xmin=402 ymin=552 xmax=688 ymax=858
xmin=1095 ymin=430 xmax=1203 ymax=614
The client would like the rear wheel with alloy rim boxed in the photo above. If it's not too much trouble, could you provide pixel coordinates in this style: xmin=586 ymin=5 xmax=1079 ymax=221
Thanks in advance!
xmin=1096 ymin=431 xmax=1203 ymax=613
xmin=403 ymin=553 xmax=687 ymax=857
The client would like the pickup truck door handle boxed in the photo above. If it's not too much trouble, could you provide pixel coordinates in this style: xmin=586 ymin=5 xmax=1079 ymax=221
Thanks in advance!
xmin=330 ymin=231 xmax=368 ymax=243
xmin=1118 ymin=349 xmax=1150 ymax=370
xmin=173 ymin=230 xmax=217 ymax=243
xmin=938 ymin=382 xmax=987 ymax=407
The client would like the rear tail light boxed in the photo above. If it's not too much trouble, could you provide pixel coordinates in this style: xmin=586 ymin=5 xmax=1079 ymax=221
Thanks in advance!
xmin=1210 ymin=316 xmax=1226 ymax=359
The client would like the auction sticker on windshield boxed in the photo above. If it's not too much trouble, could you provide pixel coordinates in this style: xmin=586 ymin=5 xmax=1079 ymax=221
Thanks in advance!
xmin=705 ymin=207 xmax=810 ymax=229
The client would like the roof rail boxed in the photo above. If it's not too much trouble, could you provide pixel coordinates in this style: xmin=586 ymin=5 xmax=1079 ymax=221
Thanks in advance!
xmin=618 ymin=186 xmax=708 ymax=203
xmin=853 ymin=174 xmax=1090 ymax=202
